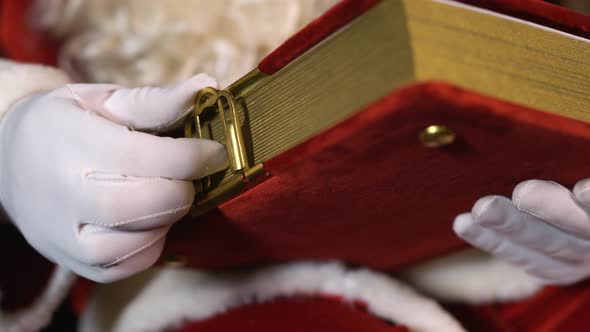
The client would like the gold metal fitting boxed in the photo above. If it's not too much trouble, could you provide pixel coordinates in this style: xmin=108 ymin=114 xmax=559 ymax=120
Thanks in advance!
xmin=419 ymin=125 xmax=456 ymax=148
xmin=186 ymin=87 xmax=249 ymax=175
xmin=184 ymin=87 xmax=264 ymax=215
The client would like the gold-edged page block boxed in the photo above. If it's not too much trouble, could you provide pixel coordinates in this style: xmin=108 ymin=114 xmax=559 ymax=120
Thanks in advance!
xmin=223 ymin=0 xmax=415 ymax=165
xmin=405 ymin=0 xmax=590 ymax=122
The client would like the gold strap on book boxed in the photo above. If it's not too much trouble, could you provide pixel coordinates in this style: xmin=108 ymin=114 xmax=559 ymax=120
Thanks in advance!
xmin=186 ymin=87 xmax=249 ymax=175
xmin=185 ymin=87 xmax=263 ymax=214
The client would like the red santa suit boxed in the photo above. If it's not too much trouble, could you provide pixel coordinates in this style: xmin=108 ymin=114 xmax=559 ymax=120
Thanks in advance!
xmin=2 ymin=1 xmax=590 ymax=332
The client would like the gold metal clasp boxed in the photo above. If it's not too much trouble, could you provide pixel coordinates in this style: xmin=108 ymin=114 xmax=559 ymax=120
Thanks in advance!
xmin=184 ymin=87 xmax=264 ymax=215
xmin=186 ymin=87 xmax=250 ymax=175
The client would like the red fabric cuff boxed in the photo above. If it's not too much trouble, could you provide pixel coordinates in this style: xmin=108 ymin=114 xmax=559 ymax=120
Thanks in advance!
xmin=0 ymin=0 xmax=60 ymax=65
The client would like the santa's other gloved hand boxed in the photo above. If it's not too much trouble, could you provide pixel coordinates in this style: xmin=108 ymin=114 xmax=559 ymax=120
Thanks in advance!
xmin=0 ymin=74 xmax=228 ymax=283
xmin=454 ymin=179 xmax=590 ymax=286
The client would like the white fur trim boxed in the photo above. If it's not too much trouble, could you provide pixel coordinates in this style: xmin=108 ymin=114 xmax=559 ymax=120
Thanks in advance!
xmin=80 ymin=262 xmax=466 ymax=332
xmin=401 ymin=249 xmax=543 ymax=304
xmin=0 ymin=266 xmax=77 ymax=332
xmin=34 ymin=0 xmax=338 ymax=87
xmin=0 ymin=60 xmax=70 ymax=120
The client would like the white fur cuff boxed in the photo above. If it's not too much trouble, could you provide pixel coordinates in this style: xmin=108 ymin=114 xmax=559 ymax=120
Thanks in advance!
xmin=0 ymin=60 xmax=70 ymax=119
xmin=401 ymin=249 xmax=543 ymax=304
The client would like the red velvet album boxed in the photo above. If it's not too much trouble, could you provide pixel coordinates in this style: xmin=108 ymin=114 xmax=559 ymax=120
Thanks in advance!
xmin=165 ymin=0 xmax=590 ymax=278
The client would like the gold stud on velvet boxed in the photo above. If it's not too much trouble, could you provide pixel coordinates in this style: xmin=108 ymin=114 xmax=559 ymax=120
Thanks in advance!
xmin=419 ymin=125 xmax=456 ymax=148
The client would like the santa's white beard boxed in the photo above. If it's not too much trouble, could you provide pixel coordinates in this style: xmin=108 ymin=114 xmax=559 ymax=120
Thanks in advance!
xmin=33 ymin=0 xmax=338 ymax=87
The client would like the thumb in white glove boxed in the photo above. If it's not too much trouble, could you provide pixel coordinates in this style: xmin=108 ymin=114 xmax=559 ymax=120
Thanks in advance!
xmin=0 ymin=74 xmax=228 ymax=283
xmin=454 ymin=179 xmax=590 ymax=286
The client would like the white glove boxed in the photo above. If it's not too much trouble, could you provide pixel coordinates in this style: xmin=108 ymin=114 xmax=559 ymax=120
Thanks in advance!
xmin=0 ymin=74 xmax=228 ymax=283
xmin=454 ymin=179 xmax=590 ymax=285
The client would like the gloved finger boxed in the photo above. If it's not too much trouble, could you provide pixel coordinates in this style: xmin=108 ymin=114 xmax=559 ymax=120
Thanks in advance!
xmin=74 ymin=224 xmax=169 ymax=269
xmin=64 ymin=74 xmax=218 ymax=131
xmin=472 ymin=196 xmax=590 ymax=262
xmin=512 ymin=180 xmax=590 ymax=240
xmin=61 ymin=231 xmax=167 ymax=283
xmin=573 ymin=178 xmax=590 ymax=207
xmin=453 ymin=213 xmax=579 ymax=285
xmin=62 ymin=74 xmax=218 ymax=131
xmin=80 ymin=174 xmax=194 ymax=231
xmin=90 ymin=119 xmax=228 ymax=179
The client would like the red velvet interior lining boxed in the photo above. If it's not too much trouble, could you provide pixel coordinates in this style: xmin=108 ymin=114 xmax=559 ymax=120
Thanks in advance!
xmin=168 ymin=296 xmax=407 ymax=332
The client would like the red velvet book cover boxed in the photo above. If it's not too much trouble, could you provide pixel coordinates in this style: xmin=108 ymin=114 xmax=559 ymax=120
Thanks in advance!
xmin=165 ymin=0 xmax=590 ymax=273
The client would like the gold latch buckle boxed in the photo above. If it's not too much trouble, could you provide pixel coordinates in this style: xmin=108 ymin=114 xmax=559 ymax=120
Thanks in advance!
xmin=184 ymin=87 xmax=263 ymax=214
xmin=186 ymin=87 xmax=249 ymax=175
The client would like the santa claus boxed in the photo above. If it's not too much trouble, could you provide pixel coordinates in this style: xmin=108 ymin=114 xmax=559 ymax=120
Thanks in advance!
xmin=1 ymin=0 xmax=589 ymax=331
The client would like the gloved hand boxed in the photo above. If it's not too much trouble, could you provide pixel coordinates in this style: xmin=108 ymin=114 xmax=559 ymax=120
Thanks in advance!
xmin=454 ymin=179 xmax=590 ymax=285
xmin=0 ymin=74 xmax=228 ymax=283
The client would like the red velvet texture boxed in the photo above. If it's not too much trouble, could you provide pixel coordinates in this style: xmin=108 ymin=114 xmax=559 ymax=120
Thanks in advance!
xmin=168 ymin=296 xmax=407 ymax=332
xmin=444 ymin=279 xmax=590 ymax=332
xmin=165 ymin=81 xmax=590 ymax=271
xmin=260 ymin=0 xmax=590 ymax=75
